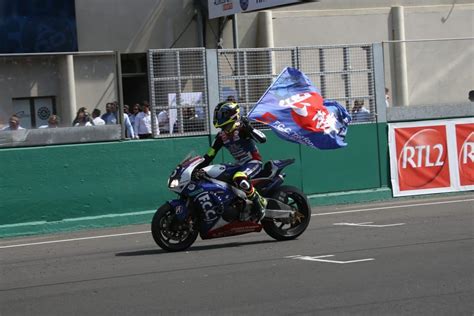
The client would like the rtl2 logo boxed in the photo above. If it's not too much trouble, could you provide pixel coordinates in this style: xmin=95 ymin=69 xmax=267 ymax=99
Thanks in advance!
xmin=456 ymin=123 xmax=474 ymax=186
xmin=396 ymin=126 xmax=450 ymax=190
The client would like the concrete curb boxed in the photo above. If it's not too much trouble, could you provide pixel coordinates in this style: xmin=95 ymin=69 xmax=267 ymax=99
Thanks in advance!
xmin=0 ymin=211 xmax=155 ymax=239
xmin=309 ymin=187 xmax=393 ymax=207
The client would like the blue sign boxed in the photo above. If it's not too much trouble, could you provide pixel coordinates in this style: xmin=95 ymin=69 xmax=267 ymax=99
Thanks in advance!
xmin=0 ymin=0 xmax=78 ymax=53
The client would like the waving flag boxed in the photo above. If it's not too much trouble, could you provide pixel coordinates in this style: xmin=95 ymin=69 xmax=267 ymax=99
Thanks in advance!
xmin=248 ymin=67 xmax=351 ymax=150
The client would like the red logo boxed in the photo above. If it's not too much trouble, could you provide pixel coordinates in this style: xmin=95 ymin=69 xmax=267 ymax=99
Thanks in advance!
xmin=395 ymin=126 xmax=450 ymax=190
xmin=279 ymin=92 xmax=327 ymax=132
xmin=257 ymin=112 xmax=277 ymax=124
xmin=455 ymin=123 xmax=474 ymax=186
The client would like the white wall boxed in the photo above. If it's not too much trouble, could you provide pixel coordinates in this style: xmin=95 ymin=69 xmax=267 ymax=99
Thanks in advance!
xmin=272 ymin=9 xmax=391 ymax=46
xmin=74 ymin=55 xmax=117 ymax=112
xmin=74 ymin=0 xmax=200 ymax=52
xmin=403 ymin=6 xmax=474 ymax=106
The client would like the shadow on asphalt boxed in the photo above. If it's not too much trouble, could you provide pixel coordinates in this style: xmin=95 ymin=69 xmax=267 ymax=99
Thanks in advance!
xmin=115 ymin=239 xmax=278 ymax=256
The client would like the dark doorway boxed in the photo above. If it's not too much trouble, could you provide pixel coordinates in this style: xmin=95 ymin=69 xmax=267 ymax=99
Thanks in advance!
xmin=121 ymin=53 xmax=149 ymax=106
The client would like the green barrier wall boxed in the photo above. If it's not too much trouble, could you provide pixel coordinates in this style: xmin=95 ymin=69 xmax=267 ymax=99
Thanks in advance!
xmin=0 ymin=123 xmax=389 ymax=237
xmin=0 ymin=137 xmax=210 ymax=226
xmin=302 ymin=123 xmax=386 ymax=193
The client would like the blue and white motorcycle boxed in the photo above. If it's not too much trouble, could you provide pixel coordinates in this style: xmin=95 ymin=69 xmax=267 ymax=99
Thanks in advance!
xmin=151 ymin=155 xmax=311 ymax=251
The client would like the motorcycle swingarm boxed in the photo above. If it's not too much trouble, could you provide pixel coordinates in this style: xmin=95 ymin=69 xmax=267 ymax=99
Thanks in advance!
xmin=263 ymin=209 xmax=296 ymax=219
xmin=263 ymin=198 xmax=295 ymax=220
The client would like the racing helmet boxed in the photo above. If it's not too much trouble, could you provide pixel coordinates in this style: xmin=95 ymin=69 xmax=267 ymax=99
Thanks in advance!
xmin=213 ymin=101 xmax=240 ymax=130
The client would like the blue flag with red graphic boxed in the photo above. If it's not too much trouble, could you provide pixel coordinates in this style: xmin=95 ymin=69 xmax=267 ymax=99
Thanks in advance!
xmin=248 ymin=67 xmax=351 ymax=150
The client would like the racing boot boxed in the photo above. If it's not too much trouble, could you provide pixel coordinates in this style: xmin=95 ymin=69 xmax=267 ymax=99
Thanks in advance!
xmin=249 ymin=189 xmax=267 ymax=221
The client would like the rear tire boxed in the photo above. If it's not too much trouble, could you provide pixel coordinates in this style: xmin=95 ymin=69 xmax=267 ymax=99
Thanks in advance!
xmin=151 ymin=203 xmax=198 ymax=252
xmin=262 ymin=185 xmax=311 ymax=241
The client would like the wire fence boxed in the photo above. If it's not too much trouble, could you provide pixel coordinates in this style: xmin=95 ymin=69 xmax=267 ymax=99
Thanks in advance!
xmin=217 ymin=44 xmax=377 ymax=126
xmin=147 ymin=48 xmax=209 ymax=137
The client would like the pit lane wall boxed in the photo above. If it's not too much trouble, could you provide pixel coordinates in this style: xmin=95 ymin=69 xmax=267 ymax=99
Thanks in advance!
xmin=0 ymin=123 xmax=388 ymax=238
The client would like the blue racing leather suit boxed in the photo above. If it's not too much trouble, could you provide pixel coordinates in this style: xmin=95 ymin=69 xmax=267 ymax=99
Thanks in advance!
xmin=198 ymin=120 xmax=267 ymax=195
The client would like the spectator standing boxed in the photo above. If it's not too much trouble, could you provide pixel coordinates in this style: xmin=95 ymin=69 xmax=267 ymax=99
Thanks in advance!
xmin=92 ymin=109 xmax=105 ymax=125
xmin=129 ymin=104 xmax=140 ymax=123
xmin=2 ymin=115 xmax=25 ymax=131
xmin=158 ymin=110 xmax=170 ymax=134
xmin=129 ymin=103 xmax=140 ymax=134
xmin=101 ymin=102 xmax=118 ymax=124
xmin=385 ymin=87 xmax=391 ymax=107
xmin=351 ymin=99 xmax=371 ymax=122
xmin=134 ymin=102 xmax=159 ymax=139
xmin=38 ymin=115 xmax=60 ymax=128
xmin=123 ymin=111 xmax=137 ymax=139
xmin=73 ymin=107 xmax=93 ymax=127
xmin=183 ymin=107 xmax=205 ymax=132
xmin=116 ymin=102 xmax=136 ymax=138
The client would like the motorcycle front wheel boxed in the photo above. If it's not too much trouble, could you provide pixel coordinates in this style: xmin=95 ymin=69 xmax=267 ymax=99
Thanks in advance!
xmin=151 ymin=203 xmax=198 ymax=252
xmin=262 ymin=185 xmax=311 ymax=241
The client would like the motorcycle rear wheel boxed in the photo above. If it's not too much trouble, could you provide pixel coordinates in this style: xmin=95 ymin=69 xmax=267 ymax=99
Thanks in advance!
xmin=151 ymin=203 xmax=198 ymax=252
xmin=262 ymin=185 xmax=311 ymax=241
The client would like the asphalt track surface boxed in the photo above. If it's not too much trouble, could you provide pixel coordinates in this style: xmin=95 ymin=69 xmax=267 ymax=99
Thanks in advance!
xmin=1 ymin=194 xmax=473 ymax=316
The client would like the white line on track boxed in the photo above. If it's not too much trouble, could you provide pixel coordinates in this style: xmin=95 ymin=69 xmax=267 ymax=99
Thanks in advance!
xmin=0 ymin=231 xmax=150 ymax=249
xmin=312 ymin=198 xmax=474 ymax=216
xmin=1 ymin=198 xmax=472 ymax=250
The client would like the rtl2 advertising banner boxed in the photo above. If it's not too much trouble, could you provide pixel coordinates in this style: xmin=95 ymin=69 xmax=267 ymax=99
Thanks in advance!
xmin=456 ymin=122 xmax=474 ymax=187
xmin=389 ymin=118 xmax=473 ymax=197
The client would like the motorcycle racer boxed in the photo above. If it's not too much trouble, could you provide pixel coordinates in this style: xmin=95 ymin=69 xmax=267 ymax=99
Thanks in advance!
xmin=197 ymin=101 xmax=267 ymax=220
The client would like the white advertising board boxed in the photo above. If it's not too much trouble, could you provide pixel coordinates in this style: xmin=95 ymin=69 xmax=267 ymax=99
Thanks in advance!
xmin=208 ymin=0 xmax=301 ymax=19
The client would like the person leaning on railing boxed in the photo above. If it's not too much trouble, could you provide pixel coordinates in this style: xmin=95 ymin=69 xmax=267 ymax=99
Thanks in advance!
xmin=101 ymin=102 xmax=118 ymax=124
xmin=1 ymin=115 xmax=25 ymax=131
xmin=92 ymin=109 xmax=105 ymax=126
xmin=72 ymin=107 xmax=93 ymax=127
xmin=351 ymin=99 xmax=371 ymax=122
xmin=38 ymin=115 xmax=60 ymax=128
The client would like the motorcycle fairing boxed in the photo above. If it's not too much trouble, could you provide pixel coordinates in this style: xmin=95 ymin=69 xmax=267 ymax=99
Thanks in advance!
xmin=193 ymin=181 xmax=237 ymax=233
xmin=273 ymin=159 xmax=295 ymax=169
xmin=203 ymin=220 xmax=262 ymax=239
xmin=168 ymin=199 xmax=189 ymax=222
xmin=251 ymin=159 xmax=295 ymax=193
xmin=202 ymin=163 xmax=241 ymax=183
